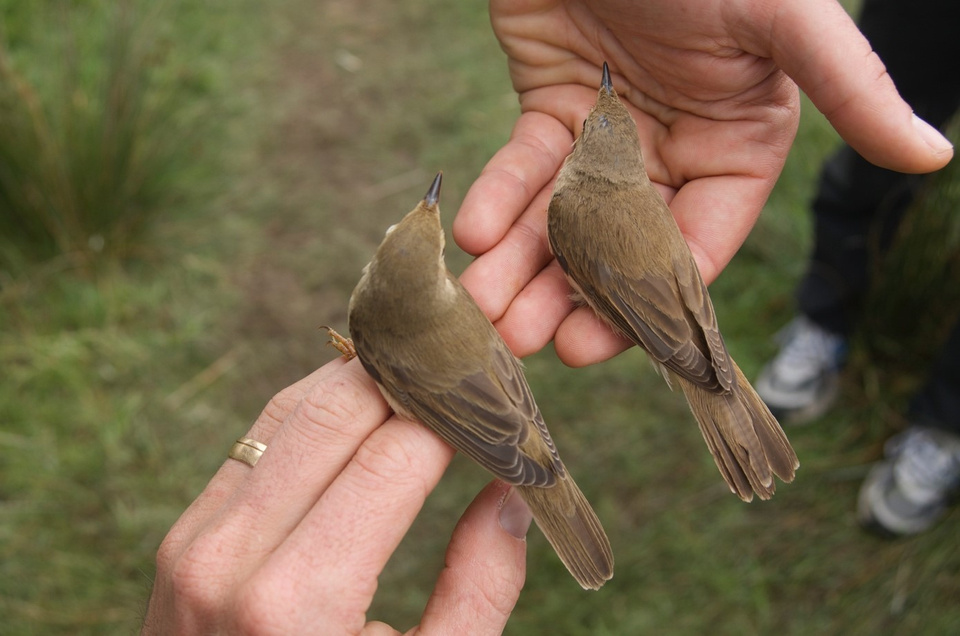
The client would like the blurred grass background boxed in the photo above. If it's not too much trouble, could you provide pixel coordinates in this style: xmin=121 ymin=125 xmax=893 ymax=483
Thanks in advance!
xmin=1 ymin=0 xmax=958 ymax=634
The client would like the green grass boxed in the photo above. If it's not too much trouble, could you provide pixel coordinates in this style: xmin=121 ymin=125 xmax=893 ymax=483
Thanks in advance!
xmin=2 ymin=0 xmax=959 ymax=634
xmin=0 ymin=1 xmax=210 ymax=272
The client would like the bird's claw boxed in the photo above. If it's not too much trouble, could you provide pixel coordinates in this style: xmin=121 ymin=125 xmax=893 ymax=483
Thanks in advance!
xmin=321 ymin=326 xmax=357 ymax=360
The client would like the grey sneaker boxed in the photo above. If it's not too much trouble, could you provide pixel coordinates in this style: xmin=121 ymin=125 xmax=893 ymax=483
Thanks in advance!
xmin=857 ymin=427 xmax=960 ymax=537
xmin=754 ymin=316 xmax=848 ymax=424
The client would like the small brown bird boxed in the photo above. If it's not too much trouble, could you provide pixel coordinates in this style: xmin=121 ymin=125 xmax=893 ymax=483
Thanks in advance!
xmin=547 ymin=63 xmax=798 ymax=501
xmin=345 ymin=173 xmax=613 ymax=589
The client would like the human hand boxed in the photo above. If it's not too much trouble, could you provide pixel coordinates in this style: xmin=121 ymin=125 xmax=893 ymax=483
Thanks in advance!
xmin=454 ymin=0 xmax=954 ymax=367
xmin=143 ymin=357 xmax=532 ymax=635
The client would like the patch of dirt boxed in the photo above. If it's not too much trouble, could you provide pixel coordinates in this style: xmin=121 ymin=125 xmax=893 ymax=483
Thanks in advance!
xmin=228 ymin=0 xmax=414 ymax=395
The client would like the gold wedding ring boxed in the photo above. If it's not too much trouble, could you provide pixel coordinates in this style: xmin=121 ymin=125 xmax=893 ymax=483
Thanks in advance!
xmin=228 ymin=437 xmax=268 ymax=467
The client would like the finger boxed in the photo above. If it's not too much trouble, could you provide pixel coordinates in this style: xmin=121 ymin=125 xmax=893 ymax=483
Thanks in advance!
xmin=246 ymin=354 xmax=354 ymax=442
xmin=645 ymin=106 xmax=793 ymax=283
xmin=670 ymin=173 xmax=773 ymax=285
xmin=492 ymin=260 xmax=574 ymax=358
xmin=362 ymin=622 xmax=401 ymax=635
xmin=553 ymin=305 xmax=633 ymax=368
xmin=458 ymin=182 xmax=556 ymax=323
xmin=162 ymin=357 xmax=394 ymax=621
xmin=156 ymin=358 xmax=354 ymax=560
xmin=415 ymin=481 xmax=530 ymax=636
xmin=224 ymin=357 xmax=392 ymax=544
xmin=233 ymin=417 xmax=455 ymax=634
xmin=746 ymin=0 xmax=953 ymax=172
xmin=216 ymin=356 xmax=351 ymax=488
xmin=453 ymin=111 xmax=571 ymax=257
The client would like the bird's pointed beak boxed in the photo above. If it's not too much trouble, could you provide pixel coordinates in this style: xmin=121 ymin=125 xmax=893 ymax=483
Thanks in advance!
xmin=424 ymin=172 xmax=442 ymax=206
xmin=601 ymin=62 xmax=613 ymax=95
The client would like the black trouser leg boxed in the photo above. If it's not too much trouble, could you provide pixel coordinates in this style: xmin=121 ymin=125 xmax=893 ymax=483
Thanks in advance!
xmin=796 ymin=0 xmax=960 ymax=335
xmin=908 ymin=320 xmax=960 ymax=434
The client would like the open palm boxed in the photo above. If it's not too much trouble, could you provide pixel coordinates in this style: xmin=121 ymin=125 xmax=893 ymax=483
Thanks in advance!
xmin=454 ymin=0 xmax=952 ymax=367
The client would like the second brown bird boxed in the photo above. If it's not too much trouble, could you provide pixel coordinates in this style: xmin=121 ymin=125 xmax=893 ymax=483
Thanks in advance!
xmin=347 ymin=173 xmax=613 ymax=589
xmin=548 ymin=63 xmax=798 ymax=501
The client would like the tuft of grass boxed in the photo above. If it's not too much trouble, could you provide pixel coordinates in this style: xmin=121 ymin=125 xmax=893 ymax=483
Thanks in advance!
xmin=860 ymin=119 xmax=960 ymax=373
xmin=0 ymin=0 xmax=195 ymax=273
xmin=0 ymin=1 xmax=268 ymax=633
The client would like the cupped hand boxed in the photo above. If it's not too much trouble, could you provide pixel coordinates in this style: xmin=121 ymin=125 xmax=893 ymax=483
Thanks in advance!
xmin=143 ymin=357 xmax=532 ymax=635
xmin=454 ymin=0 xmax=953 ymax=367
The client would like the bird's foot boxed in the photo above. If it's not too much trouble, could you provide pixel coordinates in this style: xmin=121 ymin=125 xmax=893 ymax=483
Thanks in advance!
xmin=322 ymin=326 xmax=357 ymax=360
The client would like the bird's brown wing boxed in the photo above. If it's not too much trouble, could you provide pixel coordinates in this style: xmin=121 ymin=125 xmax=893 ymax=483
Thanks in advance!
xmin=357 ymin=334 xmax=563 ymax=488
xmin=581 ymin=256 xmax=735 ymax=392
xmin=671 ymin=258 xmax=735 ymax=390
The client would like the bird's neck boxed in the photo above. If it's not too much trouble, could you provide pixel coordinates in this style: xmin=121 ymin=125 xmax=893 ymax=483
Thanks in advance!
xmin=564 ymin=157 xmax=649 ymax=188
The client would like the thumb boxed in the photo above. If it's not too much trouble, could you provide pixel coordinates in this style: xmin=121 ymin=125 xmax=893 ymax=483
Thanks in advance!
xmin=412 ymin=480 xmax=530 ymax=635
xmin=745 ymin=0 xmax=953 ymax=173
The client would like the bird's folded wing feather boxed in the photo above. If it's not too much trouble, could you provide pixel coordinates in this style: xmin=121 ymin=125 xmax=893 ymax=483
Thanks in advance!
xmin=361 ymin=339 xmax=562 ymax=488
xmin=590 ymin=260 xmax=733 ymax=391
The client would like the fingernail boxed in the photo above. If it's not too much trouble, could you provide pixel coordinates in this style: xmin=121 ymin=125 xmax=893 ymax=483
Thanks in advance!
xmin=912 ymin=114 xmax=953 ymax=154
xmin=498 ymin=488 xmax=533 ymax=539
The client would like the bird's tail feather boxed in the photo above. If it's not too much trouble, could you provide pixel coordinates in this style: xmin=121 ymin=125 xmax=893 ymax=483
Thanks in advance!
xmin=517 ymin=475 xmax=613 ymax=590
xmin=679 ymin=360 xmax=798 ymax=501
